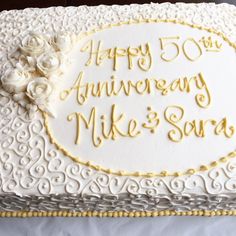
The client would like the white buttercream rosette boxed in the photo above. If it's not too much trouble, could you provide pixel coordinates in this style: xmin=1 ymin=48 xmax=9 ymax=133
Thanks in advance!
xmin=36 ymin=52 xmax=62 ymax=77
xmin=20 ymin=33 xmax=49 ymax=56
xmin=26 ymin=77 xmax=53 ymax=104
xmin=26 ymin=77 xmax=55 ymax=116
xmin=1 ymin=69 xmax=31 ymax=93
xmin=50 ymin=33 xmax=75 ymax=52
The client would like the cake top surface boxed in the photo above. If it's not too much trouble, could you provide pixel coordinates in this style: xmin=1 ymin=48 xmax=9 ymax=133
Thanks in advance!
xmin=0 ymin=2 xmax=236 ymax=196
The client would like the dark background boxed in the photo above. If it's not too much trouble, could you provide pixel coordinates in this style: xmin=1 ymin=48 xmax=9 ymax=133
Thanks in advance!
xmin=0 ymin=0 xmax=235 ymax=11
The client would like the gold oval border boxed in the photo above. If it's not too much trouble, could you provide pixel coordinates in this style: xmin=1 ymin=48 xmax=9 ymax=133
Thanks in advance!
xmin=43 ymin=18 xmax=236 ymax=177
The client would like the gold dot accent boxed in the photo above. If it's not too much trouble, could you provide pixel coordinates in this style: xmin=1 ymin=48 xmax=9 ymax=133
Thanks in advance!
xmin=220 ymin=157 xmax=228 ymax=163
xmin=187 ymin=169 xmax=195 ymax=175
xmin=210 ymin=161 xmax=218 ymax=167
xmin=200 ymin=165 xmax=208 ymax=171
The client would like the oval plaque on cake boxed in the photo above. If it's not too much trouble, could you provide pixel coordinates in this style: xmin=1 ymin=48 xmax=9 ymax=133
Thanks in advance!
xmin=44 ymin=20 xmax=236 ymax=176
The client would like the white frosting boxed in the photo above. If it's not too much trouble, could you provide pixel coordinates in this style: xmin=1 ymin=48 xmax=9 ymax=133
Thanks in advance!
xmin=0 ymin=3 xmax=236 ymax=199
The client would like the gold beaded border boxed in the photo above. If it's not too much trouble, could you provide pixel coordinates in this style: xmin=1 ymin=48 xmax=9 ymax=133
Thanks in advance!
xmin=1 ymin=210 xmax=236 ymax=217
xmin=43 ymin=18 xmax=236 ymax=178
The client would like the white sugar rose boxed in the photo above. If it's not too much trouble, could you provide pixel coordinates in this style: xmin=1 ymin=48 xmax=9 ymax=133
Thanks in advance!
xmin=51 ymin=33 xmax=74 ymax=52
xmin=1 ymin=69 xmax=31 ymax=93
xmin=26 ymin=77 xmax=53 ymax=105
xmin=20 ymin=33 xmax=48 ymax=56
xmin=36 ymin=52 xmax=62 ymax=77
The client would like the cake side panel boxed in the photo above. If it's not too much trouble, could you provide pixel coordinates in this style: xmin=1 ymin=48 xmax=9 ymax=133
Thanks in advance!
xmin=0 ymin=193 xmax=235 ymax=213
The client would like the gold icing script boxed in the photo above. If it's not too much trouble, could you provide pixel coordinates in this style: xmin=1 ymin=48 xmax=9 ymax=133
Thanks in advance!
xmin=57 ymin=30 xmax=235 ymax=148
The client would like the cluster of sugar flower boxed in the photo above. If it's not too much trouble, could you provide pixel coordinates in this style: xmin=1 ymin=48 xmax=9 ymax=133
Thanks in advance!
xmin=0 ymin=32 xmax=77 ymax=118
